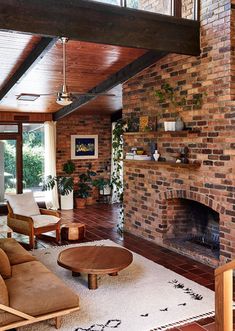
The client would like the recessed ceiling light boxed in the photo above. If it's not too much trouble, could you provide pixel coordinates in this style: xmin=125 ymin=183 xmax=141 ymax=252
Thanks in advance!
xmin=17 ymin=94 xmax=40 ymax=101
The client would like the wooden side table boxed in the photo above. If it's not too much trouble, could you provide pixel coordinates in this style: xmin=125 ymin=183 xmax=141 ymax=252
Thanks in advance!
xmin=0 ymin=224 xmax=13 ymax=238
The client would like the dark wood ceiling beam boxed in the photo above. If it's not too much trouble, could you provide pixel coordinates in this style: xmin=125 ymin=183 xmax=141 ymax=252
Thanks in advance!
xmin=53 ymin=50 xmax=167 ymax=121
xmin=0 ymin=0 xmax=200 ymax=56
xmin=0 ymin=37 xmax=57 ymax=101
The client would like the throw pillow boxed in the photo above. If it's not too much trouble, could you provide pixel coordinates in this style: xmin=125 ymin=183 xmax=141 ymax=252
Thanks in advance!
xmin=0 ymin=275 xmax=9 ymax=307
xmin=0 ymin=248 xmax=11 ymax=279
xmin=6 ymin=191 xmax=40 ymax=217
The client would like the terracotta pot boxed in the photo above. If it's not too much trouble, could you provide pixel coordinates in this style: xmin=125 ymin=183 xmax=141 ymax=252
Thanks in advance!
xmin=75 ymin=198 xmax=86 ymax=209
xmin=86 ymin=196 xmax=94 ymax=205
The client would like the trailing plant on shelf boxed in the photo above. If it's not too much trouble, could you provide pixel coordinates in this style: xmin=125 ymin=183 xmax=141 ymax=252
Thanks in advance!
xmin=111 ymin=118 xmax=127 ymax=233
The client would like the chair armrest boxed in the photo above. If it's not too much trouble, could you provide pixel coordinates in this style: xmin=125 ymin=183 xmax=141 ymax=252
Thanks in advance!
xmin=9 ymin=214 xmax=33 ymax=225
xmin=40 ymin=209 xmax=60 ymax=218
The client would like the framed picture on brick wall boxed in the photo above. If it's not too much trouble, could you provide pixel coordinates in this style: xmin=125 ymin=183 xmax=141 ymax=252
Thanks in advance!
xmin=71 ymin=135 xmax=98 ymax=159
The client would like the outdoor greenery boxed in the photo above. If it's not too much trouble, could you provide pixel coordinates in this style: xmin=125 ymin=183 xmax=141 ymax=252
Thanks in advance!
xmin=4 ymin=130 xmax=44 ymax=189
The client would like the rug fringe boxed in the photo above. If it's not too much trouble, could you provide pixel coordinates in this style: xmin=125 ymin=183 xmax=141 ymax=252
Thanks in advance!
xmin=150 ymin=311 xmax=215 ymax=330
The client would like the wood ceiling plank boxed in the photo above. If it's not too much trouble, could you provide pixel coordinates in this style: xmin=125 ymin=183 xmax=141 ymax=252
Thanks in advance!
xmin=53 ymin=50 xmax=167 ymax=121
xmin=0 ymin=37 xmax=58 ymax=101
xmin=0 ymin=0 xmax=200 ymax=56
xmin=0 ymin=39 xmax=146 ymax=114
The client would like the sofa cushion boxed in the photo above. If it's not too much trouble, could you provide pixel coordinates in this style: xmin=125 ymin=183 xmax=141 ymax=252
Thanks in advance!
xmin=0 ymin=238 xmax=36 ymax=265
xmin=31 ymin=214 xmax=60 ymax=228
xmin=0 ymin=249 xmax=11 ymax=279
xmin=5 ymin=261 xmax=79 ymax=317
xmin=6 ymin=192 xmax=40 ymax=217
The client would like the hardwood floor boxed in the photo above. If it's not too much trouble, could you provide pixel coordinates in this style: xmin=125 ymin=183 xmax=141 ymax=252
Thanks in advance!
xmin=1 ymin=203 xmax=234 ymax=330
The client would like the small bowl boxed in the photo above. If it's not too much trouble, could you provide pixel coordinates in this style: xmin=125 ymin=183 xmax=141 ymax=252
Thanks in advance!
xmin=136 ymin=150 xmax=144 ymax=155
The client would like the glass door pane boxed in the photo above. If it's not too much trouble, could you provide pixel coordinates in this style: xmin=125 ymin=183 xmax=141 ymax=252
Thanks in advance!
xmin=0 ymin=140 xmax=17 ymax=203
xmin=22 ymin=123 xmax=45 ymax=201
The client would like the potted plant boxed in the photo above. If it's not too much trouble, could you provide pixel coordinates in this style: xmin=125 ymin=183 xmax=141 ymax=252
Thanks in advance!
xmin=78 ymin=163 xmax=97 ymax=205
xmin=74 ymin=182 xmax=90 ymax=209
xmin=43 ymin=160 xmax=75 ymax=210
xmin=93 ymin=177 xmax=112 ymax=203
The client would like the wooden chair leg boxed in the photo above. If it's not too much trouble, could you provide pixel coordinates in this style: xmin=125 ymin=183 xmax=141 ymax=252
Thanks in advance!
xmin=29 ymin=235 xmax=35 ymax=249
xmin=56 ymin=226 xmax=61 ymax=244
xmin=55 ymin=316 xmax=62 ymax=329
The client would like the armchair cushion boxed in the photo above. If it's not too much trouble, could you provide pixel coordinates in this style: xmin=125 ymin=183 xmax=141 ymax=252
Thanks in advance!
xmin=0 ymin=275 xmax=9 ymax=307
xmin=0 ymin=249 xmax=11 ymax=279
xmin=31 ymin=215 xmax=60 ymax=228
xmin=6 ymin=192 xmax=40 ymax=217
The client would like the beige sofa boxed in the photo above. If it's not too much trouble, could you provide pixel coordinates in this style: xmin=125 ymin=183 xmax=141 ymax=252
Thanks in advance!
xmin=0 ymin=238 xmax=79 ymax=330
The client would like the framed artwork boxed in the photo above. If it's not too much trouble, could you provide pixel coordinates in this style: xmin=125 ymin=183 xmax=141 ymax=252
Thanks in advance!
xmin=71 ymin=135 xmax=98 ymax=159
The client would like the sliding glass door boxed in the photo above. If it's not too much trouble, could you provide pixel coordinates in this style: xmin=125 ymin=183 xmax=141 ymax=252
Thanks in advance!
xmin=22 ymin=123 xmax=45 ymax=201
xmin=0 ymin=140 xmax=17 ymax=204
xmin=0 ymin=122 xmax=45 ymax=206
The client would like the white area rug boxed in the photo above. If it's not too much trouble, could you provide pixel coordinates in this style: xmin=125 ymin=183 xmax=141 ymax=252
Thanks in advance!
xmin=19 ymin=240 xmax=214 ymax=331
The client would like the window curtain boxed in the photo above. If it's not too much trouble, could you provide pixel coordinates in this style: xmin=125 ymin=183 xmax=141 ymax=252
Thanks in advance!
xmin=44 ymin=121 xmax=59 ymax=210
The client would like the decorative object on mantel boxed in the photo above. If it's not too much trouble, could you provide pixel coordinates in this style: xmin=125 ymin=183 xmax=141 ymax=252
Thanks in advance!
xmin=164 ymin=121 xmax=176 ymax=131
xmin=153 ymin=150 xmax=160 ymax=161
xmin=127 ymin=116 xmax=139 ymax=132
xmin=139 ymin=116 xmax=149 ymax=131
xmin=179 ymin=146 xmax=189 ymax=164
xmin=175 ymin=117 xmax=185 ymax=131
xmin=150 ymin=141 xmax=156 ymax=160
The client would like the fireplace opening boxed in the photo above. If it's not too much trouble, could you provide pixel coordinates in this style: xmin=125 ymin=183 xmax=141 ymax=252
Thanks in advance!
xmin=164 ymin=198 xmax=220 ymax=266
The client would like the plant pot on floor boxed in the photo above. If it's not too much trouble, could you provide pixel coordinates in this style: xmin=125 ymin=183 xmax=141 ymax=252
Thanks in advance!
xmin=86 ymin=196 xmax=94 ymax=205
xmin=60 ymin=191 xmax=74 ymax=210
xmin=75 ymin=197 xmax=86 ymax=209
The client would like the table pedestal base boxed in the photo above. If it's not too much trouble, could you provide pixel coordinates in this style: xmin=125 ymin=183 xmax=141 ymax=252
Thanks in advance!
xmin=88 ymin=274 xmax=98 ymax=290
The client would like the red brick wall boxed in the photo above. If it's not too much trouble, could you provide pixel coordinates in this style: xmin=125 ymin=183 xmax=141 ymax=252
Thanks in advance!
xmin=56 ymin=113 xmax=112 ymax=183
xmin=123 ymin=0 xmax=235 ymax=265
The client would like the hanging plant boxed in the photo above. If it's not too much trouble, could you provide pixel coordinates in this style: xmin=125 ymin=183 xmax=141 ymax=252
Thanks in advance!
xmin=111 ymin=118 xmax=127 ymax=233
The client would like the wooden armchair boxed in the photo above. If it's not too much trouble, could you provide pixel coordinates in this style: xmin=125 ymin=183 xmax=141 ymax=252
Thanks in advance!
xmin=7 ymin=200 xmax=61 ymax=249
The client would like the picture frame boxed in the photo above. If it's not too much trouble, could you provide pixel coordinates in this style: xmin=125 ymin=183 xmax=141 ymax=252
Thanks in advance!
xmin=71 ymin=135 xmax=98 ymax=160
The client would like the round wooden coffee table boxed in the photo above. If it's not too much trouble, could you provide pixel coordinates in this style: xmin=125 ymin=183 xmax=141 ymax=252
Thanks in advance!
xmin=57 ymin=246 xmax=133 ymax=290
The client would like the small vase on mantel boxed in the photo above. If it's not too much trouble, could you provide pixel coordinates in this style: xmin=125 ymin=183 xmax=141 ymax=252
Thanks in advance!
xmin=175 ymin=117 xmax=184 ymax=131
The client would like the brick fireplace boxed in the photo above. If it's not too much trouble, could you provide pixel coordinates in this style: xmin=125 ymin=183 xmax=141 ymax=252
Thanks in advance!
xmin=122 ymin=0 xmax=235 ymax=267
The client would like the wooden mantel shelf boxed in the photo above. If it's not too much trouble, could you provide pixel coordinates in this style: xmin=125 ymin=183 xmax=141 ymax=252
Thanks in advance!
xmin=124 ymin=159 xmax=201 ymax=169
xmin=123 ymin=129 xmax=201 ymax=137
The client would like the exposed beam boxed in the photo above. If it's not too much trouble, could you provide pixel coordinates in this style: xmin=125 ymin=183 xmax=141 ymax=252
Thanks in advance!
xmin=53 ymin=50 xmax=167 ymax=121
xmin=0 ymin=0 xmax=200 ymax=56
xmin=0 ymin=37 xmax=57 ymax=101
